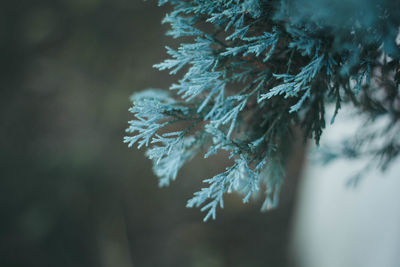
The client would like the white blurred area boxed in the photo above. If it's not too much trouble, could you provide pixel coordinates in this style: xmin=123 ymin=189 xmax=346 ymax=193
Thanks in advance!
xmin=292 ymin=106 xmax=400 ymax=267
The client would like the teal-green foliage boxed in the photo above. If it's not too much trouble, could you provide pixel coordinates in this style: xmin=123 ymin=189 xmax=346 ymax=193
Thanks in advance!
xmin=125 ymin=0 xmax=400 ymax=220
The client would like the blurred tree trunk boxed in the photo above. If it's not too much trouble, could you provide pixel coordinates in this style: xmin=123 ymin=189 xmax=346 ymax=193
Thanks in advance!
xmin=291 ymin=107 xmax=400 ymax=267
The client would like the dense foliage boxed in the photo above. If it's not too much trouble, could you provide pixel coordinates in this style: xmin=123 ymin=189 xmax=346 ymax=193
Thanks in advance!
xmin=125 ymin=0 xmax=400 ymax=220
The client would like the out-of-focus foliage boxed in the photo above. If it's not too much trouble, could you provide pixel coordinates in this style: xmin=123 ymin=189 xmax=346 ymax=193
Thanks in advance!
xmin=1 ymin=1 xmax=301 ymax=266
xmin=126 ymin=0 xmax=400 ymax=220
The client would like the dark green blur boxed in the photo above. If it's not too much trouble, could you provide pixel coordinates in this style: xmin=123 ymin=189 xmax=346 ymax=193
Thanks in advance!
xmin=0 ymin=1 xmax=302 ymax=266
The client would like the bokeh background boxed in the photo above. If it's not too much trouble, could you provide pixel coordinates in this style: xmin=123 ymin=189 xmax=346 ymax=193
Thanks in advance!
xmin=0 ymin=1 xmax=304 ymax=266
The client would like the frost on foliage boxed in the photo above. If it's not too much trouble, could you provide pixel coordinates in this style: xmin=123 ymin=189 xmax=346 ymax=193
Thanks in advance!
xmin=186 ymin=156 xmax=261 ymax=222
xmin=126 ymin=0 xmax=400 ymax=220
xmin=146 ymin=134 xmax=199 ymax=187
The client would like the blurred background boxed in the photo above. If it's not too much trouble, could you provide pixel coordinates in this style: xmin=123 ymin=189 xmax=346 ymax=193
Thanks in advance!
xmin=0 ymin=1 xmax=304 ymax=266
